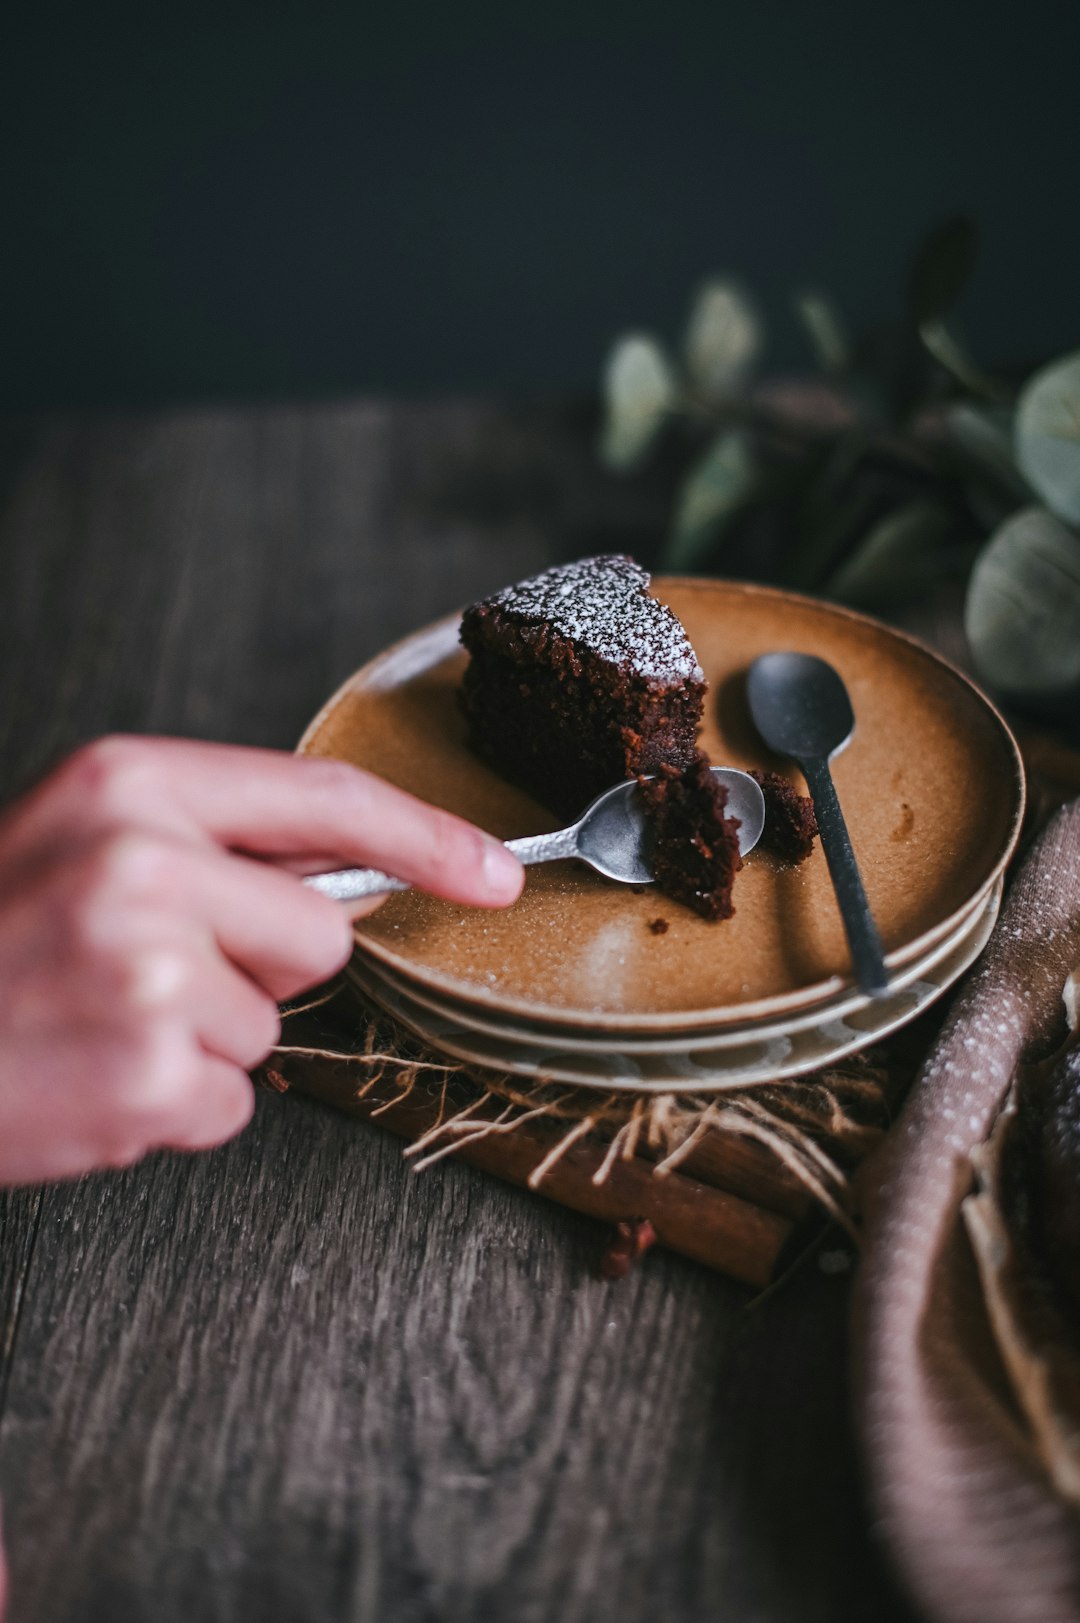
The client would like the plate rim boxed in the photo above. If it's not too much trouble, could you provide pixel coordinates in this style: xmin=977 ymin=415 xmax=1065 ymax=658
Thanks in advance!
xmin=299 ymin=576 xmax=1025 ymax=1030
xmin=352 ymin=878 xmax=1001 ymax=1053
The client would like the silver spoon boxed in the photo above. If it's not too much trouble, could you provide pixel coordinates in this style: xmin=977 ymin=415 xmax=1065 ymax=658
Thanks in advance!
xmin=747 ymin=652 xmax=888 ymax=997
xmin=304 ymin=767 xmax=766 ymax=902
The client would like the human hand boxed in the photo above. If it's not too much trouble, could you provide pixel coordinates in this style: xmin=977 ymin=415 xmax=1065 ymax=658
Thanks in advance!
xmin=0 ymin=737 xmax=523 ymax=1185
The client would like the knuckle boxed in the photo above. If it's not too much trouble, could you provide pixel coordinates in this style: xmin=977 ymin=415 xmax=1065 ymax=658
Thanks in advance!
xmin=300 ymin=756 xmax=369 ymax=805
xmin=142 ymin=1035 xmax=197 ymax=1112
xmin=97 ymin=824 xmax=170 ymax=902
xmin=63 ymin=736 xmax=155 ymax=819
xmin=231 ymin=992 xmax=281 ymax=1069
xmin=221 ymin=1070 xmax=257 ymax=1134
xmin=167 ymin=1065 xmax=255 ymax=1150
xmin=317 ymin=895 xmax=355 ymax=962
xmin=63 ymin=835 xmax=172 ymax=948
xmin=102 ymin=830 xmax=170 ymax=896
xmin=119 ymin=946 xmax=193 ymax=1014
xmin=220 ymin=1070 xmax=256 ymax=1134
xmin=298 ymin=897 xmax=354 ymax=979
xmin=274 ymin=891 xmax=353 ymax=992
xmin=99 ymin=1139 xmax=146 ymax=1171
xmin=107 ymin=1027 xmax=197 ymax=1116
xmin=83 ymin=830 xmax=166 ymax=903
xmin=424 ymin=814 xmax=482 ymax=881
xmin=249 ymin=998 xmax=282 ymax=1062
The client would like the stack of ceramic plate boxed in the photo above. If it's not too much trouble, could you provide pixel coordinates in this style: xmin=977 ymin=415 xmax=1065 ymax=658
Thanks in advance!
xmin=300 ymin=580 xmax=1025 ymax=1095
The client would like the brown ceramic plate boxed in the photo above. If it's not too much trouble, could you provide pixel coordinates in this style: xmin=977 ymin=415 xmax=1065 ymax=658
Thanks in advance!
xmin=299 ymin=578 xmax=1024 ymax=1031
xmin=340 ymin=879 xmax=996 ymax=1054
xmin=342 ymin=880 xmax=1002 ymax=1093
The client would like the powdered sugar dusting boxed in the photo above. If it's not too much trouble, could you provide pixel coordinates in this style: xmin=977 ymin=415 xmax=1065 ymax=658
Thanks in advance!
xmin=479 ymin=555 xmax=703 ymax=682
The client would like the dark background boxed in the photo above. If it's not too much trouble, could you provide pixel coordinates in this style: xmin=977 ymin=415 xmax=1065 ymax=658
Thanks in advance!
xmin=3 ymin=0 xmax=1078 ymax=412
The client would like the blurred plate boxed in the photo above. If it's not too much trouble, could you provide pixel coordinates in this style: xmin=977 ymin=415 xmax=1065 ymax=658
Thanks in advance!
xmin=300 ymin=578 xmax=1024 ymax=1031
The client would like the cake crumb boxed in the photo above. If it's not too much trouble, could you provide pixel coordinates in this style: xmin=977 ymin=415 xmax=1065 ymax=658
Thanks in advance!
xmin=890 ymin=801 xmax=916 ymax=843
xmin=648 ymin=917 xmax=669 ymax=935
xmin=750 ymin=769 xmax=819 ymax=864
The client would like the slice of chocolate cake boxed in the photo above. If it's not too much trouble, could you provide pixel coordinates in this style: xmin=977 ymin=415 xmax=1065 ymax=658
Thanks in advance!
xmin=638 ymin=757 xmax=743 ymax=921
xmin=460 ymin=555 xmax=705 ymax=822
xmin=750 ymin=770 xmax=819 ymax=864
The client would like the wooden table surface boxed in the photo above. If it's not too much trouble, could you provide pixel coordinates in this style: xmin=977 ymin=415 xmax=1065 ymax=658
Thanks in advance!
xmin=0 ymin=401 xmax=921 ymax=1623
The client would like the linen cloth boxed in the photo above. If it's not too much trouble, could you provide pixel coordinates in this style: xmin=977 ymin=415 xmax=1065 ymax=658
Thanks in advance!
xmin=856 ymin=800 xmax=1080 ymax=1623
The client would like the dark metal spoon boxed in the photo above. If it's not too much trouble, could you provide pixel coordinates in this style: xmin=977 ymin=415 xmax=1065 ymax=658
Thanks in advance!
xmin=747 ymin=651 xmax=888 ymax=997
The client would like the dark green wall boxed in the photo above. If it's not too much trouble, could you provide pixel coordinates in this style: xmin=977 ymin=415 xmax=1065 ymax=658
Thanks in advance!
xmin=3 ymin=1 xmax=1078 ymax=409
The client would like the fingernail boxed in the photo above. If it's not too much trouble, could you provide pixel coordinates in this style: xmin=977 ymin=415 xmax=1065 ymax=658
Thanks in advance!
xmin=482 ymin=838 xmax=523 ymax=897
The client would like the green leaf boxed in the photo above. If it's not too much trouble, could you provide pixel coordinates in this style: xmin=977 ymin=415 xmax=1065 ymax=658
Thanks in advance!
xmin=683 ymin=280 xmax=761 ymax=399
xmin=1015 ymin=349 xmax=1080 ymax=525
xmin=793 ymin=291 xmax=850 ymax=374
xmin=599 ymin=334 xmax=677 ymax=471
xmin=908 ymin=215 xmax=979 ymax=324
xmin=965 ymin=506 xmax=1080 ymax=696
xmin=662 ymin=431 xmax=757 ymax=571
xmin=919 ymin=320 xmax=1009 ymax=401
xmin=826 ymin=499 xmax=955 ymax=608
xmin=946 ymin=403 xmax=1028 ymax=499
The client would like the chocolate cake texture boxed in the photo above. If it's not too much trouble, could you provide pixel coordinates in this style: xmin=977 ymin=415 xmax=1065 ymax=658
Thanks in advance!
xmin=459 ymin=555 xmax=705 ymax=822
xmin=750 ymin=770 xmax=819 ymax=864
xmin=459 ymin=556 xmax=790 ymax=920
xmin=638 ymin=758 xmax=743 ymax=921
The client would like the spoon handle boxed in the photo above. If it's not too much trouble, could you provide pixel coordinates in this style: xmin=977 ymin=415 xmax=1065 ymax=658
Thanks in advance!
xmin=304 ymin=867 xmax=410 ymax=901
xmin=801 ymin=757 xmax=889 ymax=997
xmin=303 ymin=825 xmax=581 ymax=903
xmin=504 ymin=826 xmax=580 ymax=865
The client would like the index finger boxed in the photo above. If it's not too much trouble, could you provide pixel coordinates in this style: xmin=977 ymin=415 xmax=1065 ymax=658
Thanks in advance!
xmin=22 ymin=737 xmax=525 ymax=910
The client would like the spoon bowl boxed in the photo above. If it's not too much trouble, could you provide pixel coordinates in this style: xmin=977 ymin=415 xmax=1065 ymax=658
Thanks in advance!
xmin=747 ymin=651 xmax=854 ymax=761
xmin=306 ymin=767 xmax=765 ymax=900
xmin=748 ymin=651 xmax=888 ymax=996
xmin=572 ymin=767 xmax=766 ymax=883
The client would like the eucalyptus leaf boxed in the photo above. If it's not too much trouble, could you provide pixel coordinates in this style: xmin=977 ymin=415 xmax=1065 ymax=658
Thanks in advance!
xmin=793 ymin=291 xmax=850 ymax=374
xmin=663 ymin=431 xmax=757 ymax=570
xmin=908 ymin=216 xmax=978 ymax=324
xmin=827 ymin=499 xmax=955 ymax=608
xmin=1016 ymin=350 xmax=1080 ymax=525
xmin=946 ymin=403 xmax=1028 ymax=499
xmin=965 ymin=506 xmax=1080 ymax=696
xmin=920 ymin=320 xmax=1008 ymax=401
xmin=683 ymin=280 xmax=761 ymax=399
xmin=599 ymin=334 xmax=677 ymax=471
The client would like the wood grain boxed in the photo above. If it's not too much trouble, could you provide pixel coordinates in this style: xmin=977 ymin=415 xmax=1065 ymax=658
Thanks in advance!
xmin=0 ymin=402 xmax=919 ymax=1622
xmin=0 ymin=1191 xmax=41 ymax=1416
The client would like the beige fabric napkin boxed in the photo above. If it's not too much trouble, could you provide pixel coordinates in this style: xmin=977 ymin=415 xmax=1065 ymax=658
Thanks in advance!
xmin=856 ymin=799 xmax=1080 ymax=1623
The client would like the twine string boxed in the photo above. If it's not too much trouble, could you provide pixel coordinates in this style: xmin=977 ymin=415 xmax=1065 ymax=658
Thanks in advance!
xmin=264 ymin=979 xmax=898 ymax=1225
